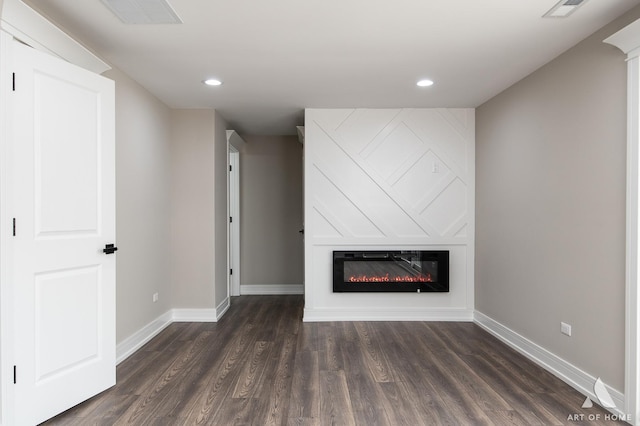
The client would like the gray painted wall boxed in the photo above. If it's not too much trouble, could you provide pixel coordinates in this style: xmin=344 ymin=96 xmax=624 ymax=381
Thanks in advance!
xmin=476 ymin=6 xmax=640 ymax=392
xmin=104 ymin=66 xmax=172 ymax=343
xmin=104 ymin=73 xmax=230 ymax=340
xmin=240 ymin=135 xmax=303 ymax=286
xmin=170 ymin=109 xmax=229 ymax=309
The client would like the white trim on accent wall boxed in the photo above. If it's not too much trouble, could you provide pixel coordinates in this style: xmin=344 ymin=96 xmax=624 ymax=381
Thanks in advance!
xmin=303 ymin=109 xmax=475 ymax=324
xmin=474 ymin=311 xmax=626 ymax=418
xmin=240 ymin=284 xmax=304 ymax=295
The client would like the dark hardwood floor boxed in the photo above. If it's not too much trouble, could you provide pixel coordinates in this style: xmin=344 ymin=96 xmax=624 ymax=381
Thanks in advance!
xmin=43 ymin=295 xmax=623 ymax=425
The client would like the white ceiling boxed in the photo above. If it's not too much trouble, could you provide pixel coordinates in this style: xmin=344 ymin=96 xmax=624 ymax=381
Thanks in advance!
xmin=22 ymin=0 xmax=640 ymax=135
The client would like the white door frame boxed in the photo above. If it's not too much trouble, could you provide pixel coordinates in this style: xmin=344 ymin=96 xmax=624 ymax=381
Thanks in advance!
xmin=626 ymin=54 xmax=640 ymax=425
xmin=0 ymin=29 xmax=16 ymax=426
xmin=228 ymin=147 xmax=240 ymax=297
xmin=227 ymin=131 xmax=245 ymax=297
xmin=605 ymin=19 xmax=640 ymax=425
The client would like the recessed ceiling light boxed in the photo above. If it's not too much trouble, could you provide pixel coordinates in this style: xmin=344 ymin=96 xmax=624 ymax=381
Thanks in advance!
xmin=417 ymin=79 xmax=434 ymax=87
xmin=203 ymin=78 xmax=222 ymax=86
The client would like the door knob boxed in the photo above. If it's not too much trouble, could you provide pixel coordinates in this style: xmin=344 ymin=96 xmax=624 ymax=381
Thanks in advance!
xmin=103 ymin=244 xmax=118 ymax=254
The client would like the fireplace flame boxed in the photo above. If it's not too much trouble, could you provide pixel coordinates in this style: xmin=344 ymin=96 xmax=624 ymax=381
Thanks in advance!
xmin=348 ymin=273 xmax=432 ymax=283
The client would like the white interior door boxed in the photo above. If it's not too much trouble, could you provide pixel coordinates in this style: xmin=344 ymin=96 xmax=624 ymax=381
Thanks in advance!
xmin=11 ymin=40 xmax=116 ymax=425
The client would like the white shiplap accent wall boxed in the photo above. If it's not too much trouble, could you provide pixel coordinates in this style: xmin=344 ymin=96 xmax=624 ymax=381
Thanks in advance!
xmin=303 ymin=108 xmax=475 ymax=321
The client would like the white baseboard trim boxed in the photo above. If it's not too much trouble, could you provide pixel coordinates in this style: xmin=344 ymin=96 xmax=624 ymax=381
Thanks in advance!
xmin=116 ymin=310 xmax=173 ymax=364
xmin=116 ymin=302 xmax=232 ymax=364
xmin=303 ymin=307 xmax=473 ymax=322
xmin=172 ymin=308 xmax=218 ymax=322
xmin=216 ymin=297 xmax=230 ymax=320
xmin=240 ymin=284 xmax=304 ymax=295
xmin=474 ymin=311 xmax=626 ymax=417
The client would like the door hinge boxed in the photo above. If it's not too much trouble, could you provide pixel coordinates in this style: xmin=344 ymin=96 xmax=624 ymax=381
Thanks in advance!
xmin=230 ymin=268 xmax=233 ymax=275
xmin=13 ymin=365 xmax=16 ymax=384
xmin=229 ymin=165 xmax=232 ymax=172
xmin=12 ymin=73 xmax=15 ymax=91
xmin=12 ymin=218 xmax=16 ymax=236
xmin=229 ymin=216 xmax=233 ymax=223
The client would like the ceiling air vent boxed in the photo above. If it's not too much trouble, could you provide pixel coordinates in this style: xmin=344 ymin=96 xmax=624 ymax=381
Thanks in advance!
xmin=543 ymin=0 xmax=588 ymax=18
xmin=100 ymin=0 xmax=182 ymax=24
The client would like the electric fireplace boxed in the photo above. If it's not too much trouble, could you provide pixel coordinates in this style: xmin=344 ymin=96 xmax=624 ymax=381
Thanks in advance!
xmin=333 ymin=250 xmax=449 ymax=292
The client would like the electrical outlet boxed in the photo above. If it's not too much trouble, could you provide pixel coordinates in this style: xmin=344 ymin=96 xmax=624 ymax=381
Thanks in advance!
xmin=153 ymin=293 xmax=159 ymax=303
xmin=561 ymin=322 xmax=572 ymax=336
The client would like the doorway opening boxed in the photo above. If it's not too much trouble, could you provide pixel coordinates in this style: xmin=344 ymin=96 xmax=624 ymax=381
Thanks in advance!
xmin=227 ymin=131 xmax=244 ymax=297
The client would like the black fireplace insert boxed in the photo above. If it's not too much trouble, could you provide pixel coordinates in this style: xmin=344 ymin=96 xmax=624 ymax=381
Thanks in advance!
xmin=333 ymin=250 xmax=449 ymax=292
